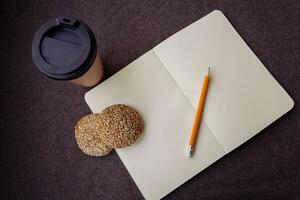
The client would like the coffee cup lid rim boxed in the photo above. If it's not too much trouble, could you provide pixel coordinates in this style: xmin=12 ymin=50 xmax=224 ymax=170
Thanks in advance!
xmin=32 ymin=16 xmax=97 ymax=80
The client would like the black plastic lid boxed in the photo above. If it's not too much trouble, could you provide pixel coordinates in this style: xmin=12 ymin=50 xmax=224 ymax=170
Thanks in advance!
xmin=32 ymin=16 xmax=97 ymax=80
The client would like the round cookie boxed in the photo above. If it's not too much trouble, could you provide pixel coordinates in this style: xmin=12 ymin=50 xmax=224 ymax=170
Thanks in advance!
xmin=99 ymin=104 xmax=144 ymax=148
xmin=75 ymin=113 xmax=112 ymax=156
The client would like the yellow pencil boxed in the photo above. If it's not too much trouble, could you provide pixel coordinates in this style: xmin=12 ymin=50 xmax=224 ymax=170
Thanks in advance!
xmin=187 ymin=67 xmax=210 ymax=157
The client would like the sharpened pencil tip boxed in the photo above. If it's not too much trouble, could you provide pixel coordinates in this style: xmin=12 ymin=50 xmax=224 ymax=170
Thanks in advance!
xmin=208 ymin=67 xmax=210 ymax=76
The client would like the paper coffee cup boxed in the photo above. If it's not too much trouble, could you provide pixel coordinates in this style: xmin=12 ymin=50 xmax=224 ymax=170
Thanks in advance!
xmin=32 ymin=16 xmax=104 ymax=87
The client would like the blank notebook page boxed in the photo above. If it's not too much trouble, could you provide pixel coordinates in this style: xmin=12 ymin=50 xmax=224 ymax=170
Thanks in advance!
xmin=153 ymin=10 xmax=294 ymax=152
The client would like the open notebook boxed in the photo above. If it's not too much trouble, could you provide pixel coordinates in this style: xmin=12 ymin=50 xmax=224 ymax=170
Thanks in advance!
xmin=85 ymin=10 xmax=294 ymax=199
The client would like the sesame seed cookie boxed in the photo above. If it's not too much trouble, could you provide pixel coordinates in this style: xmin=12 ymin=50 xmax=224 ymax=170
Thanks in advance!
xmin=99 ymin=104 xmax=144 ymax=148
xmin=75 ymin=113 xmax=112 ymax=156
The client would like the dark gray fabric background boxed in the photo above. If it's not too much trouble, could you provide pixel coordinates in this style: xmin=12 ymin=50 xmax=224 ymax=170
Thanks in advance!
xmin=0 ymin=0 xmax=299 ymax=199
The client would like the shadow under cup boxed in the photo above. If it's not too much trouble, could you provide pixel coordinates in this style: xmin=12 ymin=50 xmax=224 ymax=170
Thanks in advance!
xmin=32 ymin=16 xmax=104 ymax=87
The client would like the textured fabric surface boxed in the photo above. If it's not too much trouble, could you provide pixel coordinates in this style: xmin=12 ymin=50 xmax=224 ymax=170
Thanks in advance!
xmin=0 ymin=1 xmax=299 ymax=199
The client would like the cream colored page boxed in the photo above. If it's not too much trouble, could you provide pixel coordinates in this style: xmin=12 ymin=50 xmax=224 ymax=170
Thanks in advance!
xmin=153 ymin=10 xmax=294 ymax=153
xmin=85 ymin=50 xmax=225 ymax=200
